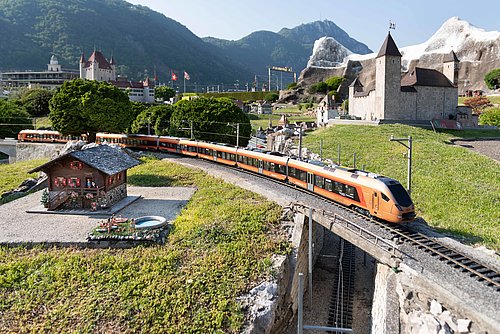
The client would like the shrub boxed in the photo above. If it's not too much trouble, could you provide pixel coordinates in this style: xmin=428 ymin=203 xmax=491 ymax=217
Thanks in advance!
xmin=484 ymin=68 xmax=500 ymax=90
xmin=287 ymin=82 xmax=298 ymax=90
xmin=479 ymin=107 xmax=500 ymax=126
xmin=325 ymin=76 xmax=344 ymax=91
xmin=463 ymin=96 xmax=492 ymax=114
xmin=308 ymin=82 xmax=328 ymax=94
xmin=264 ymin=92 xmax=279 ymax=102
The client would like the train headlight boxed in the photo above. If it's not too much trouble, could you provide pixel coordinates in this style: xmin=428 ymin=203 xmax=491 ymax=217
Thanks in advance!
xmin=395 ymin=204 xmax=403 ymax=211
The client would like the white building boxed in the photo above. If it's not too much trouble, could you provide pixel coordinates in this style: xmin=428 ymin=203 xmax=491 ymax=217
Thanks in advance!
xmin=1 ymin=55 xmax=79 ymax=90
xmin=79 ymin=50 xmax=154 ymax=103
xmin=316 ymin=94 xmax=339 ymax=126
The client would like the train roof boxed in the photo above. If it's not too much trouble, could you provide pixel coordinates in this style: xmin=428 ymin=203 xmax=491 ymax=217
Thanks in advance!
xmin=237 ymin=148 xmax=289 ymax=164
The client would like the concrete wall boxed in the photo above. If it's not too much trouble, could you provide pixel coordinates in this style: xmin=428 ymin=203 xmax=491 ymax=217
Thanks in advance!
xmin=16 ymin=142 xmax=66 ymax=162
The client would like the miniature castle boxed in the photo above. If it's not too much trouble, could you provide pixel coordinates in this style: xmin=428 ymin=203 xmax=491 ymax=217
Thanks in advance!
xmin=348 ymin=33 xmax=459 ymax=121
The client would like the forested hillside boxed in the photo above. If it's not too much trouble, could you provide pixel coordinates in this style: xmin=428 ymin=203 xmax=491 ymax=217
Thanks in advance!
xmin=0 ymin=0 xmax=250 ymax=83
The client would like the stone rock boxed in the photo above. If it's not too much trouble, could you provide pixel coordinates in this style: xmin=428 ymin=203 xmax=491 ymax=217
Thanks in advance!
xmin=438 ymin=311 xmax=458 ymax=332
xmin=438 ymin=322 xmax=453 ymax=334
xmin=238 ymin=281 xmax=279 ymax=334
xmin=430 ymin=299 xmax=443 ymax=316
xmin=457 ymin=319 xmax=471 ymax=333
xmin=307 ymin=36 xmax=352 ymax=68
xmin=407 ymin=311 xmax=441 ymax=334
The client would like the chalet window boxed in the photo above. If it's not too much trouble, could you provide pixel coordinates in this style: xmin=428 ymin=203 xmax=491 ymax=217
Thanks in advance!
xmin=117 ymin=173 xmax=122 ymax=181
xmin=67 ymin=177 xmax=80 ymax=188
xmin=69 ymin=161 xmax=83 ymax=170
xmin=54 ymin=176 xmax=66 ymax=188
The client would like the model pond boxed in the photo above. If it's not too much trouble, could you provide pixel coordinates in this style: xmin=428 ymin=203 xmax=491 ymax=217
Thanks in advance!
xmin=134 ymin=216 xmax=168 ymax=230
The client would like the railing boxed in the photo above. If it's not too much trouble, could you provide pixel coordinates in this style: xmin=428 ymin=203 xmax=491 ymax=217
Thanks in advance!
xmin=292 ymin=203 xmax=401 ymax=258
xmin=47 ymin=186 xmax=102 ymax=210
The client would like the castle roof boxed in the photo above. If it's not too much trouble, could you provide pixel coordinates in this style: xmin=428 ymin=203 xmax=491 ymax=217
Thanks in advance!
xmin=84 ymin=51 xmax=112 ymax=70
xmin=376 ymin=32 xmax=402 ymax=58
xmin=79 ymin=53 xmax=86 ymax=63
xmin=349 ymin=77 xmax=363 ymax=87
xmin=401 ymin=67 xmax=454 ymax=88
xmin=110 ymin=79 xmax=148 ymax=89
xmin=30 ymin=145 xmax=140 ymax=175
xmin=443 ymin=50 xmax=459 ymax=63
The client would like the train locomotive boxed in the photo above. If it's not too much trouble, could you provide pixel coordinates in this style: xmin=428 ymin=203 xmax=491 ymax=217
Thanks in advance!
xmin=19 ymin=129 xmax=415 ymax=223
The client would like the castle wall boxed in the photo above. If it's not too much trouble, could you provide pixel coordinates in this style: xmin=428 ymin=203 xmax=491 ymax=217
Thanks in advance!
xmin=414 ymin=86 xmax=457 ymax=120
xmin=349 ymin=92 xmax=377 ymax=120
xmin=397 ymin=92 xmax=418 ymax=120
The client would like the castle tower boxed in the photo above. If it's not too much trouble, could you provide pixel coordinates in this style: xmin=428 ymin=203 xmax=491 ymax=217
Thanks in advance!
xmin=79 ymin=53 xmax=86 ymax=79
xmin=443 ymin=50 xmax=459 ymax=86
xmin=375 ymin=32 xmax=402 ymax=120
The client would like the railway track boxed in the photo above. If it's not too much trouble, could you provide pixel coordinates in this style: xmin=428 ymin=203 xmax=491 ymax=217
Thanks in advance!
xmin=224 ymin=163 xmax=500 ymax=292
xmin=327 ymin=239 xmax=355 ymax=331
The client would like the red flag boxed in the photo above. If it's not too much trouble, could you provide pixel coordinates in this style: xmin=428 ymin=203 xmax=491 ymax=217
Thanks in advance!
xmin=171 ymin=72 xmax=178 ymax=81
xmin=184 ymin=71 xmax=190 ymax=80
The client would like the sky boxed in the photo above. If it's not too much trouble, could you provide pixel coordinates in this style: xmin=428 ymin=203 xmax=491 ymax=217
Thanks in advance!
xmin=127 ymin=0 xmax=500 ymax=51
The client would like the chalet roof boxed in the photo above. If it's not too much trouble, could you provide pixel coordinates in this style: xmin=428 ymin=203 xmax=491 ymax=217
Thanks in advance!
xmin=401 ymin=67 xmax=454 ymax=88
xmin=376 ymin=33 xmax=402 ymax=58
xmin=30 ymin=145 xmax=140 ymax=175
xmin=443 ymin=50 xmax=459 ymax=63
xmin=84 ymin=51 xmax=112 ymax=70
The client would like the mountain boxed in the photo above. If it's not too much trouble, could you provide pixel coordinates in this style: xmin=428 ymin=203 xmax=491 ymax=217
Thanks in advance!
xmin=0 ymin=0 xmax=372 ymax=86
xmin=278 ymin=20 xmax=371 ymax=55
xmin=0 ymin=0 xmax=251 ymax=83
xmin=203 ymin=20 xmax=372 ymax=79
xmin=301 ymin=17 xmax=500 ymax=93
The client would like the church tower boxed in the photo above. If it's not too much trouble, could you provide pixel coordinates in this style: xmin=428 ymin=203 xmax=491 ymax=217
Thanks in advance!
xmin=443 ymin=50 xmax=459 ymax=87
xmin=375 ymin=32 xmax=402 ymax=120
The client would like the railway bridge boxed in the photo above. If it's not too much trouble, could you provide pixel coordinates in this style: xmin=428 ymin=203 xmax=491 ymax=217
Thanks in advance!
xmin=0 ymin=139 xmax=65 ymax=163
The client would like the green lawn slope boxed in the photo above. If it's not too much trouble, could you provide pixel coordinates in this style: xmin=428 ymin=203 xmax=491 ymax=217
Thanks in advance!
xmin=0 ymin=157 xmax=289 ymax=333
xmin=303 ymin=124 xmax=500 ymax=250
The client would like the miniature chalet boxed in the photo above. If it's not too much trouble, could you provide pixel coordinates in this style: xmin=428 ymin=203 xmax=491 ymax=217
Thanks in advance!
xmin=30 ymin=145 xmax=140 ymax=211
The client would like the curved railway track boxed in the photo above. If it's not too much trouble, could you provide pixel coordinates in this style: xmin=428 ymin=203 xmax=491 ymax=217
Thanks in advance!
xmin=223 ymin=162 xmax=500 ymax=292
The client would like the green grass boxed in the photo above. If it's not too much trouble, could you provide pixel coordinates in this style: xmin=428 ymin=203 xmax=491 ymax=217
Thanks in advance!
xmin=0 ymin=159 xmax=47 ymax=202
xmin=458 ymin=95 xmax=500 ymax=106
xmin=33 ymin=117 xmax=52 ymax=129
xmin=303 ymin=124 xmax=500 ymax=250
xmin=0 ymin=157 xmax=289 ymax=333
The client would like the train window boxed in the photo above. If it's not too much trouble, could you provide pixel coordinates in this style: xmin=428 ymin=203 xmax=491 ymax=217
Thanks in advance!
xmin=300 ymin=170 xmax=307 ymax=182
xmin=229 ymin=154 xmax=236 ymax=161
xmin=315 ymin=175 xmax=324 ymax=188
xmin=381 ymin=193 xmax=390 ymax=202
xmin=325 ymin=179 xmax=333 ymax=192
xmin=345 ymin=185 xmax=360 ymax=202
xmin=276 ymin=164 xmax=285 ymax=174
xmin=237 ymin=155 xmax=243 ymax=163
xmin=288 ymin=167 xmax=296 ymax=178
xmin=334 ymin=181 xmax=344 ymax=195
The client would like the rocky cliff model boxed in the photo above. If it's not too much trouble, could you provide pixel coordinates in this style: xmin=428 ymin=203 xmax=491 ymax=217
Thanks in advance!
xmin=300 ymin=17 xmax=500 ymax=94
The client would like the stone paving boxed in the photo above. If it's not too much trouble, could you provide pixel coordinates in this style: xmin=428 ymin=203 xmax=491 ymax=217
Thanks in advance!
xmin=0 ymin=186 xmax=195 ymax=244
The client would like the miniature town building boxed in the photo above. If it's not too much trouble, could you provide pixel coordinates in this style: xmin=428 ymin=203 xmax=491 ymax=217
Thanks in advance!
xmin=30 ymin=145 xmax=139 ymax=211
xmin=316 ymin=94 xmax=339 ymax=126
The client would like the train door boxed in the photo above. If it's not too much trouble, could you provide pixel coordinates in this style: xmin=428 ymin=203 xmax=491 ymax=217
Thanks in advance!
xmin=258 ymin=160 xmax=263 ymax=174
xmin=307 ymin=173 xmax=314 ymax=191
xmin=213 ymin=149 xmax=217 ymax=162
xmin=372 ymin=192 xmax=379 ymax=214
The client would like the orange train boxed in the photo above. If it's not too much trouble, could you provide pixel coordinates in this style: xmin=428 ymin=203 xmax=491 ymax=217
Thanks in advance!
xmin=18 ymin=130 xmax=415 ymax=223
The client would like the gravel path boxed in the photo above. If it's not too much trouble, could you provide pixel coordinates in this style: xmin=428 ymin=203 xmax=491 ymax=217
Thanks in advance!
xmin=0 ymin=186 xmax=195 ymax=244
xmin=453 ymin=139 xmax=500 ymax=162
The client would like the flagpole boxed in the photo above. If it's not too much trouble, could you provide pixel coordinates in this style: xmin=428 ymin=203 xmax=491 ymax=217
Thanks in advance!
xmin=183 ymin=69 xmax=186 ymax=94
